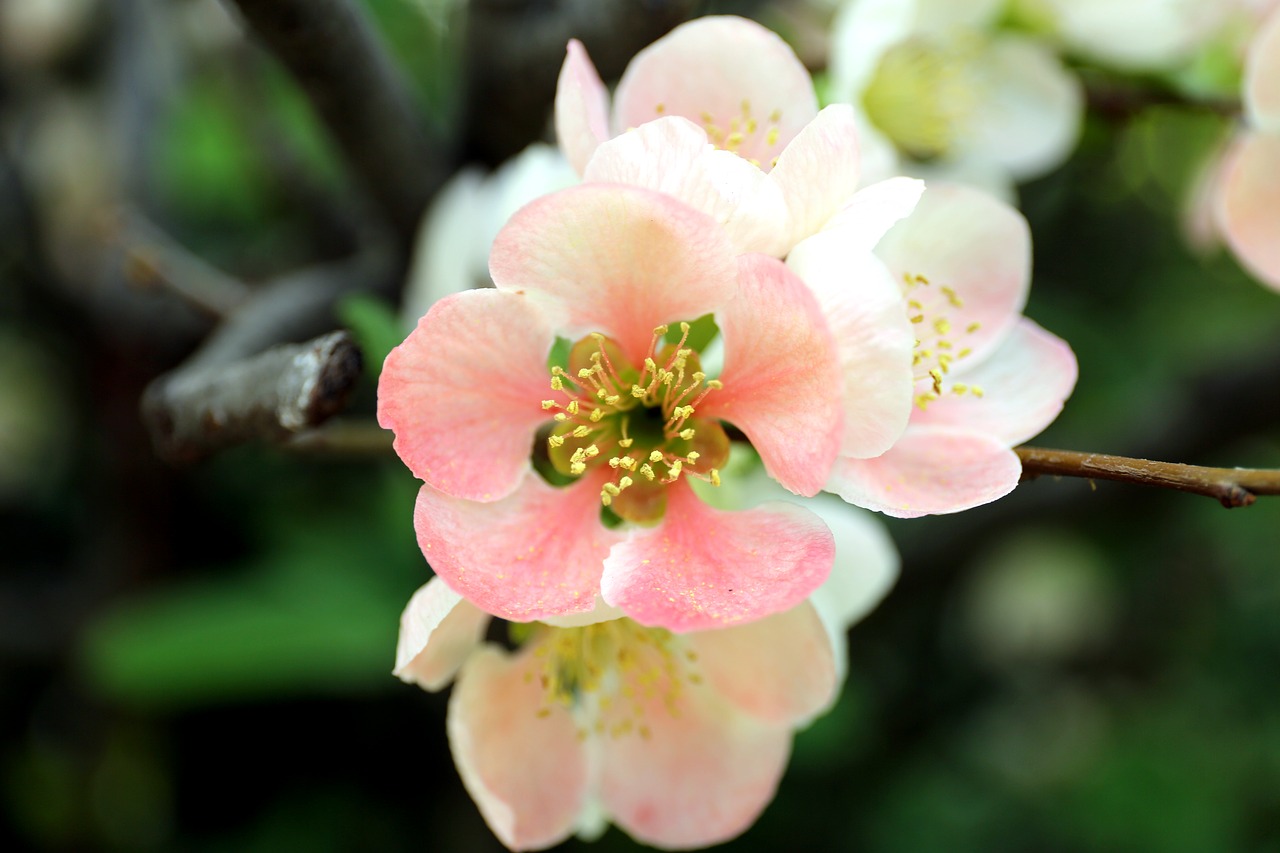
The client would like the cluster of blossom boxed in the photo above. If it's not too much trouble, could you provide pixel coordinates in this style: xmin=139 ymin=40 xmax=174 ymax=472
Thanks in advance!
xmin=378 ymin=12 xmax=1086 ymax=851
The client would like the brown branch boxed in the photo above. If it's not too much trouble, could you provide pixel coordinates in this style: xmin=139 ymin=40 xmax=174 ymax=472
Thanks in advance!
xmin=285 ymin=419 xmax=394 ymax=455
xmin=142 ymin=330 xmax=363 ymax=464
xmin=225 ymin=0 xmax=444 ymax=242
xmin=1016 ymin=447 xmax=1280 ymax=508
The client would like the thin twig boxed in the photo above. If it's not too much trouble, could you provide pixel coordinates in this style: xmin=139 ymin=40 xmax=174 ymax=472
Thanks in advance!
xmin=285 ymin=419 xmax=394 ymax=455
xmin=1016 ymin=447 xmax=1280 ymax=508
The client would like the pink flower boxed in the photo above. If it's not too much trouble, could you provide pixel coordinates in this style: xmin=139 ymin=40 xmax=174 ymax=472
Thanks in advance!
xmin=394 ymin=504 xmax=897 ymax=851
xmin=556 ymin=15 xmax=865 ymax=257
xmin=1215 ymin=5 xmax=1280 ymax=291
xmin=804 ymin=183 xmax=1079 ymax=516
xmin=378 ymin=184 xmax=850 ymax=631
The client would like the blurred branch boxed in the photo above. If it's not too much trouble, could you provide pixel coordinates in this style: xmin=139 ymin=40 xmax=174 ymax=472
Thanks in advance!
xmin=465 ymin=0 xmax=698 ymax=163
xmin=224 ymin=0 xmax=443 ymax=242
xmin=142 ymin=330 xmax=363 ymax=464
xmin=1016 ymin=447 xmax=1280 ymax=508
xmin=113 ymin=208 xmax=251 ymax=318
xmin=285 ymin=419 xmax=394 ymax=455
xmin=1083 ymin=74 xmax=1240 ymax=121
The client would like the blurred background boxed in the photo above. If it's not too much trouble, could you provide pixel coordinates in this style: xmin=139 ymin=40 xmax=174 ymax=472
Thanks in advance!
xmin=2 ymin=0 xmax=1279 ymax=850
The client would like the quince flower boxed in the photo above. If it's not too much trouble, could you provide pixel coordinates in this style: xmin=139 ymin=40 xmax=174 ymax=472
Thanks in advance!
xmin=379 ymin=183 xmax=857 ymax=631
xmin=830 ymin=0 xmax=1083 ymax=192
xmin=1215 ymin=5 xmax=1280 ymax=290
xmin=808 ymin=182 xmax=1079 ymax=516
xmin=556 ymin=15 xmax=867 ymax=257
xmin=394 ymin=502 xmax=898 ymax=851
xmin=1021 ymin=0 xmax=1232 ymax=71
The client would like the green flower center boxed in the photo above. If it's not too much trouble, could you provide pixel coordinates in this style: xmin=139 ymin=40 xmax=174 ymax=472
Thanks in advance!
xmin=541 ymin=323 xmax=729 ymax=524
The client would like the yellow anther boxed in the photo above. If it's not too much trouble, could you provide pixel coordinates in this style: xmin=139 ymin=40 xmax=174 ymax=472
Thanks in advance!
xmin=691 ymin=372 xmax=705 ymax=384
xmin=934 ymin=318 xmax=951 ymax=335
xmin=971 ymin=386 xmax=985 ymax=398
xmin=604 ymin=394 xmax=621 ymax=406
xmin=550 ymin=376 xmax=564 ymax=391
xmin=679 ymin=428 xmax=696 ymax=440
xmin=566 ymin=400 xmax=580 ymax=415
xmin=618 ymin=438 xmax=634 ymax=448
xmin=706 ymin=380 xmax=723 ymax=390
xmin=685 ymin=451 xmax=700 ymax=463
xmin=601 ymin=493 xmax=612 ymax=507
xmin=572 ymin=425 xmax=591 ymax=438
xmin=548 ymin=435 xmax=565 ymax=448
xmin=653 ymin=324 xmax=669 ymax=337
xmin=649 ymin=451 xmax=664 ymax=463
xmin=542 ymin=400 xmax=557 ymax=410
xmin=766 ymin=127 xmax=779 ymax=146
xmin=589 ymin=409 xmax=605 ymax=422
xmin=966 ymin=322 xmax=981 ymax=334
xmin=958 ymin=348 xmax=972 ymax=359
xmin=709 ymin=469 xmax=721 ymax=487
xmin=571 ymin=461 xmax=586 ymax=475
xmin=640 ymin=464 xmax=656 ymax=481
xmin=620 ymin=457 xmax=638 ymax=471
xmin=910 ymin=315 xmax=925 ymax=324
xmin=554 ymin=413 xmax=568 ymax=422
xmin=578 ymin=368 xmax=594 ymax=379
xmin=666 ymin=460 xmax=683 ymax=480
xmin=602 ymin=482 xmax=622 ymax=497
xmin=570 ymin=448 xmax=586 ymax=463
xmin=952 ymin=383 xmax=968 ymax=395
xmin=655 ymin=103 xmax=665 ymax=114
xmin=609 ymin=457 xmax=623 ymax=469
xmin=584 ymin=445 xmax=600 ymax=459
xmin=725 ymin=132 xmax=744 ymax=149
xmin=619 ymin=476 xmax=633 ymax=489
xmin=631 ymin=385 xmax=646 ymax=397
xmin=928 ymin=368 xmax=943 ymax=393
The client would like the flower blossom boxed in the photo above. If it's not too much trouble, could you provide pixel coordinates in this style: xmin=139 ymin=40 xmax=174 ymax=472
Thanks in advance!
xmin=829 ymin=0 xmax=1083 ymax=192
xmin=1214 ymin=4 xmax=1280 ymax=291
xmin=379 ymin=183 xmax=856 ymax=631
xmin=394 ymin=501 xmax=899 ymax=851
xmin=556 ymin=15 xmax=870 ymax=257
xmin=806 ymin=182 xmax=1079 ymax=516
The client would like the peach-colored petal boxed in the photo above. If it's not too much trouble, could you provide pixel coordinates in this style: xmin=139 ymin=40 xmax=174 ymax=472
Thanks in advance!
xmin=786 ymin=240 xmax=915 ymax=459
xmin=600 ymin=484 xmax=835 ymax=632
xmin=449 ymin=645 xmax=589 ymax=851
xmin=827 ymin=427 xmax=1021 ymax=518
xmin=597 ymin=673 xmax=791 ymax=849
xmin=554 ymin=40 xmax=611 ymax=175
xmin=612 ymin=16 xmax=817 ymax=168
xmin=874 ymin=182 xmax=1031 ymax=365
xmin=378 ymin=289 xmax=553 ymax=501
xmin=414 ymin=471 xmax=623 ymax=622
xmin=581 ymin=116 xmax=785 ymax=254
xmin=767 ymin=105 xmax=862 ymax=253
xmin=393 ymin=578 xmax=490 ymax=691
xmin=914 ymin=319 xmax=1078 ymax=446
xmin=700 ymin=254 xmax=843 ymax=496
xmin=685 ymin=602 xmax=837 ymax=726
xmin=1216 ymin=131 xmax=1280 ymax=290
xmin=489 ymin=184 xmax=738 ymax=365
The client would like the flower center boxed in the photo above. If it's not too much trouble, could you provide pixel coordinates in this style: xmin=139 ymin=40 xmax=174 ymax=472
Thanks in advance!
xmin=541 ymin=323 xmax=729 ymax=523
xmin=528 ymin=620 xmax=701 ymax=739
xmin=652 ymin=99 xmax=785 ymax=169
xmin=903 ymin=272 xmax=985 ymax=408
xmin=861 ymin=36 xmax=982 ymax=161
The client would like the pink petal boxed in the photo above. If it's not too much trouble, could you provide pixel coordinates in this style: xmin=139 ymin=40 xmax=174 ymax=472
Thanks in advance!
xmin=414 ymin=471 xmax=624 ymax=622
xmin=448 ymin=645 xmax=589 ymax=851
xmin=914 ymin=319 xmax=1078 ymax=446
xmin=1216 ymin=130 xmax=1280 ymax=291
xmin=554 ymin=40 xmax=611 ymax=175
xmin=827 ymin=427 xmax=1022 ymax=518
xmin=582 ymin=116 xmax=786 ymax=254
xmin=685 ymin=601 xmax=837 ymax=725
xmin=600 ymin=484 xmax=835 ymax=632
xmin=768 ymin=105 xmax=862 ymax=253
xmin=786 ymin=242 xmax=916 ymax=459
xmin=393 ymin=579 xmax=489 ymax=691
xmin=699 ymin=254 xmax=843 ymax=496
xmin=489 ymin=184 xmax=739 ymax=366
xmin=597 ymin=670 xmax=791 ymax=849
xmin=874 ymin=182 xmax=1031 ymax=365
xmin=378 ymin=289 xmax=554 ymax=501
xmin=1246 ymin=8 xmax=1280 ymax=130
xmin=612 ymin=16 xmax=817 ymax=168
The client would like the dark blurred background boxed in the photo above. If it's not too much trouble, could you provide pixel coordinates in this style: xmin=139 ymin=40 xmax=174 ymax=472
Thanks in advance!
xmin=2 ymin=0 xmax=1279 ymax=850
